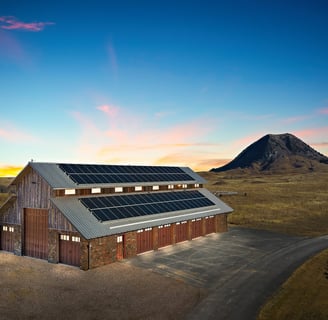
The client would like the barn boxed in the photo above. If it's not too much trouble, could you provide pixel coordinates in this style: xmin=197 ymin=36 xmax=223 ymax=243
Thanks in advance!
xmin=0 ymin=162 xmax=233 ymax=270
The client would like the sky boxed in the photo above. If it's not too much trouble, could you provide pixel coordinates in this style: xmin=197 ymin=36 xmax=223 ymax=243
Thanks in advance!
xmin=1 ymin=0 xmax=328 ymax=176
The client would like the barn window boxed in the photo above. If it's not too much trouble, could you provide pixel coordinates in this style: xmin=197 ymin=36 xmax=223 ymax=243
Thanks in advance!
xmin=181 ymin=221 xmax=187 ymax=224
xmin=182 ymin=184 xmax=187 ymax=189
xmin=72 ymin=236 xmax=80 ymax=242
xmin=152 ymin=185 xmax=159 ymax=190
xmin=135 ymin=186 xmax=142 ymax=191
xmin=65 ymin=189 xmax=76 ymax=195
xmin=60 ymin=234 xmax=70 ymax=241
xmin=2 ymin=226 xmax=8 ymax=231
xmin=168 ymin=184 xmax=174 ymax=189
xmin=194 ymin=183 xmax=199 ymax=188
xmin=115 ymin=187 xmax=123 ymax=193
xmin=164 ymin=224 xmax=171 ymax=227
xmin=137 ymin=229 xmax=143 ymax=233
xmin=9 ymin=227 xmax=14 ymax=232
xmin=91 ymin=187 xmax=101 ymax=194
xmin=158 ymin=225 xmax=163 ymax=229
xmin=145 ymin=227 xmax=152 ymax=231
xmin=117 ymin=235 xmax=123 ymax=243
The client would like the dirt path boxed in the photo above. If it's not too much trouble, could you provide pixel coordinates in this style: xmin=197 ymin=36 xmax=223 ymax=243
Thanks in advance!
xmin=0 ymin=253 xmax=205 ymax=320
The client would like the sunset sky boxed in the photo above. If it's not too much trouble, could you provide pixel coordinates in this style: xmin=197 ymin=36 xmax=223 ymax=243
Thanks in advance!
xmin=1 ymin=1 xmax=328 ymax=176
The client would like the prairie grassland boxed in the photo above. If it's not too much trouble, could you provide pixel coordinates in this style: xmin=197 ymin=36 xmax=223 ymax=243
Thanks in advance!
xmin=257 ymin=248 xmax=328 ymax=320
xmin=201 ymin=171 xmax=328 ymax=237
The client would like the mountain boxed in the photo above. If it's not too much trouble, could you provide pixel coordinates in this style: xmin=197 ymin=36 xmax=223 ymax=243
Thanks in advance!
xmin=211 ymin=133 xmax=328 ymax=173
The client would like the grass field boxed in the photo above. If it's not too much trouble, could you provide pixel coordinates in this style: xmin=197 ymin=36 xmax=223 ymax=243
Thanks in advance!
xmin=201 ymin=171 xmax=328 ymax=237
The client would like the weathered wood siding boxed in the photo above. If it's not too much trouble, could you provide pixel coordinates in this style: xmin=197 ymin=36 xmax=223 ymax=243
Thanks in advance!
xmin=49 ymin=205 xmax=77 ymax=232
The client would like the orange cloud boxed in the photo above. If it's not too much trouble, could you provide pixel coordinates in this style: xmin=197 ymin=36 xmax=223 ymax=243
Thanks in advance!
xmin=0 ymin=165 xmax=22 ymax=177
xmin=72 ymin=105 xmax=219 ymax=169
xmin=0 ymin=16 xmax=54 ymax=32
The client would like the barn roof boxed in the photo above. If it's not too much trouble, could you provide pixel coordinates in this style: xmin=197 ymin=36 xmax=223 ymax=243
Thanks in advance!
xmin=51 ymin=188 xmax=233 ymax=239
xmin=13 ymin=162 xmax=206 ymax=189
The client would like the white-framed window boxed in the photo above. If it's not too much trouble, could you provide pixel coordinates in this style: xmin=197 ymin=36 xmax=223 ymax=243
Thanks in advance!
xmin=181 ymin=221 xmax=187 ymax=224
xmin=145 ymin=227 xmax=152 ymax=231
xmin=137 ymin=229 xmax=144 ymax=233
xmin=196 ymin=218 xmax=202 ymax=221
xmin=115 ymin=187 xmax=123 ymax=193
xmin=158 ymin=225 xmax=163 ymax=229
xmin=164 ymin=224 xmax=171 ymax=228
xmin=60 ymin=234 xmax=70 ymax=241
xmin=152 ymin=185 xmax=159 ymax=190
xmin=65 ymin=189 xmax=76 ymax=195
xmin=117 ymin=235 xmax=123 ymax=243
xmin=194 ymin=183 xmax=199 ymax=188
xmin=72 ymin=236 xmax=80 ymax=242
xmin=9 ymin=227 xmax=14 ymax=232
xmin=191 ymin=219 xmax=195 ymax=222
xmin=182 ymin=184 xmax=187 ymax=189
xmin=2 ymin=226 xmax=8 ymax=231
xmin=168 ymin=184 xmax=174 ymax=189
xmin=91 ymin=187 xmax=101 ymax=194
xmin=176 ymin=222 xmax=180 ymax=225
xmin=135 ymin=186 xmax=142 ymax=191
xmin=209 ymin=215 xmax=214 ymax=218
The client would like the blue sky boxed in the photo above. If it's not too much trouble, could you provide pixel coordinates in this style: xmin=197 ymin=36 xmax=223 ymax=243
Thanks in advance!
xmin=1 ymin=0 xmax=328 ymax=175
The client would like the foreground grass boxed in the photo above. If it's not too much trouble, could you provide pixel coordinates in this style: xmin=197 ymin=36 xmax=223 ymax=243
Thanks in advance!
xmin=201 ymin=171 xmax=328 ymax=237
xmin=257 ymin=248 xmax=328 ymax=320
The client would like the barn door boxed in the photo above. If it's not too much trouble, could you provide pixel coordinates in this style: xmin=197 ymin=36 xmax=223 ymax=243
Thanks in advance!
xmin=137 ymin=228 xmax=153 ymax=254
xmin=1 ymin=225 xmax=15 ymax=252
xmin=24 ymin=208 xmax=48 ymax=260
xmin=176 ymin=221 xmax=188 ymax=243
xmin=116 ymin=235 xmax=124 ymax=260
xmin=59 ymin=234 xmax=81 ymax=267
xmin=205 ymin=216 xmax=215 ymax=234
xmin=191 ymin=218 xmax=202 ymax=239
xmin=158 ymin=224 xmax=172 ymax=248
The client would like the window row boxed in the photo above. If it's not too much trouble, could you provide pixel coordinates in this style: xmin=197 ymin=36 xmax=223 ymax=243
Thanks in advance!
xmin=2 ymin=226 xmax=14 ymax=232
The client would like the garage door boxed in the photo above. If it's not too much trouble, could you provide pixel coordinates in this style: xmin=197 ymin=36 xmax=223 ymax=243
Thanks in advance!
xmin=191 ymin=218 xmax=202 ymax=239
xmin=137 ymin=228 xmax=153 ymax=254
xmin=1 ymin=225 xmax=15 ymax=252
xmin=176 ymin=221 xmax=188 ymax=243
xmin=24 ymin=208 xmax=48 ymax=260
xmin=158 ymin=224 xmax=171 ymax=248
xmin=59 ymin=234 xmax=81 ymax=267
xmin=205 ymin=216 xmax=215 ymax=234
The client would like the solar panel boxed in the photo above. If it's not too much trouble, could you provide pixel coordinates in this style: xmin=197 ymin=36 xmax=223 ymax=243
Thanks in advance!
xmin=59 ymin=163 xmax=194 ymax=185
xmin=80 ymin=190 xmax=215 ymax=222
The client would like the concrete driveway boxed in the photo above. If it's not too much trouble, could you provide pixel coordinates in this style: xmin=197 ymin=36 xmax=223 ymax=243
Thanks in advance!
xmin=124 ymin=227 xmax=328 ymax=320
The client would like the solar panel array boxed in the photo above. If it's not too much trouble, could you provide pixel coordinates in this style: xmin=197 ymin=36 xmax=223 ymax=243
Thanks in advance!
xmin=80 ymin=190 xmax=215 ymax=222
xmin=59 ymin=163 xmax=194 ymax=185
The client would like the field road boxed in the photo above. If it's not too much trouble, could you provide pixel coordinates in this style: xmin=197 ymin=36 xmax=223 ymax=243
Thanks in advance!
xmin=124 ymin=227 xmax=328 ymax=320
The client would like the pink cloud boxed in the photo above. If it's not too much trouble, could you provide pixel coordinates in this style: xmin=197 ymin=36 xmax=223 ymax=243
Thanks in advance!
xmin=0 ymin=123 xmax=38 ymax=143
xmin=96 ymin=104 xmax=119 ymax=117
xmin=318 ymin=108 xmax=328 ymax=115
xmin=0 ymin=30 xmax=32 ymax=66
xmin=71 ymin=106 xmax=219 ymax=169
xmin=0 ymin=16 xmax=54 ymax=32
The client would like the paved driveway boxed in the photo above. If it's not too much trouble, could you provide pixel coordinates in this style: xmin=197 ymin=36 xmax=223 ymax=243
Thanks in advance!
xmin=124 ymin=227 xmax=328 ymax=320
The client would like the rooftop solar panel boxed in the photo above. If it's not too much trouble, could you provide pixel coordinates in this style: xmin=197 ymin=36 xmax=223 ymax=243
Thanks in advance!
xmin=80 ymin=190 xmax=215 ymax=222
xmin=59 ymin=163 xmax=195 ymax=185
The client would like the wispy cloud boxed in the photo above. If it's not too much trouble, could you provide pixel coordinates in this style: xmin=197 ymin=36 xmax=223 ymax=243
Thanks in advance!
xmin=71 ymin=105 xmax=218 ymax=169
xmin=0 ymin=122 xmax=38 ymax=143
xmin=281 ymin=114 xmax=312 ymax=124
xmin=318 ymin=107 xmax=328 ymax=115
xmin=0 ymin=16 xmax=54 ymax=32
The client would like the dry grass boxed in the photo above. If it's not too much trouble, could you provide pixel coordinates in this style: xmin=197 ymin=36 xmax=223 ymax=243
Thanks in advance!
xmin=201 ymin=171 xmax=328 ymax=237
xmin=257 ymin=248 xmax=328 ymax=320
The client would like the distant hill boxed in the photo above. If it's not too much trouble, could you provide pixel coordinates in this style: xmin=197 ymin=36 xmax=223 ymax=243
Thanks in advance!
xmin=211 ymin=133 xmax=328 ymax=173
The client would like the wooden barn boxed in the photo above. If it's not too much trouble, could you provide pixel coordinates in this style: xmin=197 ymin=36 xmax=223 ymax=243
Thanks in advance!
xmin=0 ymin=162 xmax=233 ymax=270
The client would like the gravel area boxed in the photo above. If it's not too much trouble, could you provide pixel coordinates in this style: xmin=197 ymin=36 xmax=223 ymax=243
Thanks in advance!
xmin=0 ymin=252 xmax=205 ymax=320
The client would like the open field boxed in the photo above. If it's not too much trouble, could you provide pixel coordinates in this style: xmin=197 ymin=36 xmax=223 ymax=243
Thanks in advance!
xmin=257 ymin=248 xmax=328 ymax=320
xmin=201 ymin=171 xmax=328 ymax=237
